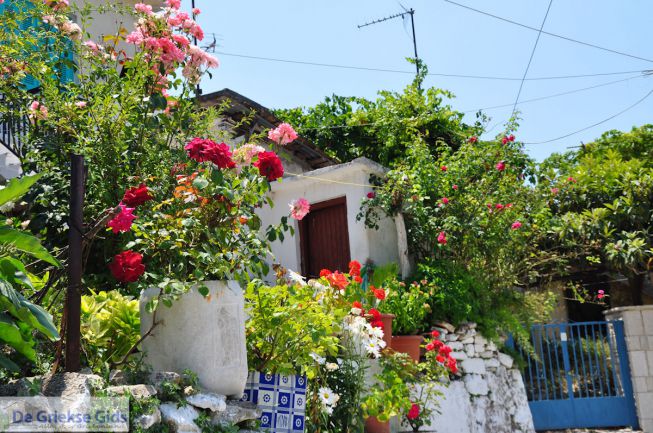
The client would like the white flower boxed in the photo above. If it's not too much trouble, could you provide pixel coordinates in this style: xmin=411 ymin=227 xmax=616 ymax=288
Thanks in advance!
xmin=350 ymin=307 xmax=362 ymax=316
xmin=318 ymin=386 xmax=340 ymax=414
xmin=325 ymin=362 xmax=339 ymax=371
xmin=310 ymin=352 xmax=326 ymax=365
xmin=286 ymin=268 xmax=307 ymax=286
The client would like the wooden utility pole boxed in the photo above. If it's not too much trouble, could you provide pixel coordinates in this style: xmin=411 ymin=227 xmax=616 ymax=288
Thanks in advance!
xmin=65 ymin=153 xmax=84 ymax=372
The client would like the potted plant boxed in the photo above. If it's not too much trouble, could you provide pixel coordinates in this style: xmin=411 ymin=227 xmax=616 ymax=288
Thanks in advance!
xmin=244 ymin=272 xmax=343 ymax=433
xmin=382 ymin=279 xmax=431 ymax=361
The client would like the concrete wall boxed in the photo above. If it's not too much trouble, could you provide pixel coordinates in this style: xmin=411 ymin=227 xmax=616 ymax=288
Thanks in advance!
xmin=605 ymin=305 xmax=653 ymax=433
xmin=257 ymin=157 xmax=407 ymax=278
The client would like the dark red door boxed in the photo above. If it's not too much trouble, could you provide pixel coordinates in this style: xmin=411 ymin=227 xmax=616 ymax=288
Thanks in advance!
xmin=299 ymin=197 xmax=351 ymax=278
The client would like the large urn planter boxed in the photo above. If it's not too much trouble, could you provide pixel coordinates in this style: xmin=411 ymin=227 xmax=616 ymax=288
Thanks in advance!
xmin=140 ymin=280 xmax=248 ymax=397
xmin=241 ymin=371 xmax=307 ymax=433
xmin=365 ymin=416 xmax=390 ymax=433
xmin=390 ymin=335 xmax=423 ymax=362
xmin=379 ymin=313 xmax=395 ymax=348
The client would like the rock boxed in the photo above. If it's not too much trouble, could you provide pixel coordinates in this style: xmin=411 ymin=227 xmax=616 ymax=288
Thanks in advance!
xmin=487 ymin=341 xmax=497 ymax=352
xmin=451 ymin=351 xmax=468 ymax=360
xmin=474 ymin=335 xmax=487 ymax=346
xmin=149 ymin=371 xmax=182 ymax=392
xmin=211 ymin=401 xmax=262 ymax=426
xmin=446 ymin=333 xmax=458 ymax=342
xmin=0 ymin=377 xmax=41 ymax=397
xmin=133 ymin=408 xmax=161 ymax=430
xmin=448 ymin=341 xmax=464 ymax=350
xmin=460 ymin=337 xmax=474 ymax=344
xmin=159 ymin=402 xmax=201 ymax=433
xmin=465 ymin=344 xmax=475 ymax=357
xmin=433 ymin=321 xmax=455 ymax=333
xmin=464 ymin=374 xmax=489 ymax=395
xmin=484 ymin=358 xmax=500 ymax=369
xmin=460 ymin=358 xmax=486 ymax=375
xmin=109 ymin=370 xmax=127 ymax=385
xmin=498 ymin=352 xmax=514 ymax=368
xmin=186 ymin=392 xmax=227 ymax=412
xmin=41 ymin=372 xmax=104 ymax=397
xmin=106 ymin=385 xmax=157 ymax=399
xmin=480 ymin=351 xmax=494 ymax=359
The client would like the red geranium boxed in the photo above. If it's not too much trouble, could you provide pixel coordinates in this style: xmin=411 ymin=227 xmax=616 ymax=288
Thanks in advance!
xmin=122 ymin=184 xmax=153 ymax=207
xmin=425 ymin=342 xmax=436 ymax=351
xmin=431 ymin=330 xmax=440 ymax=338
xmin=372 ymin=287 xmax=386 ymax=301
xmin=436 ymin=355 xmax=445 ymax=363
xmin=326 ymin=271 xmax=348 ymax=290
xmin=184 ymin=137 xmax=212 ymax=162
xmin=349 ymin=260 xmax=361 ymax=277
xmin=371 ymin=320 xmax=384 ymax=329
xmin=253 ymin=151 xmax=284 ymax=181
xmin=109 ymin=250 xmax=145 ymax=282
xmin=202 ymin=141 xmax=236 ymax=169
xmin=319 ymin=269 xmax=331 ymax=277
xmin=368 ymin=308 xmax=381 ymax=321
xmin=366 ymin=191 xmax=375 ymax=199
xmin=407 ymin=403 xmax=420 ymax=420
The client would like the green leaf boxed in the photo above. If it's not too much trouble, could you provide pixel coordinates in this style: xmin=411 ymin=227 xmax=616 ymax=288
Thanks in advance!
xmin=0 ymin=174 xmax=42 ymax=207
xmin=0 ymin=280 xmax=59 ymax=340
xmin=0 ymin=353 xmax=20 ymax=372
xmin=0 ymin=312 xmax=36 ymax=361
xmin=197 ymin=285 xmax=209 ymax=297
xmin=192 ymin=177 xmax=209 ymax=190
xmin=0 ymin=257 xmax=32 ymax=289
xmin=0 ymin=226 xmax=60 ymax=266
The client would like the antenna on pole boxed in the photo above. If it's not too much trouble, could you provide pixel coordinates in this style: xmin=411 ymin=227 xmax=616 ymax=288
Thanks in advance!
xmin=358 ymin=8 xmax=420 ymax=87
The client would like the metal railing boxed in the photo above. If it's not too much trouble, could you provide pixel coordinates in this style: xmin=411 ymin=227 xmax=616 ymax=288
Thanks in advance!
xmin=0 ymin=93 xmax=30 ymax=159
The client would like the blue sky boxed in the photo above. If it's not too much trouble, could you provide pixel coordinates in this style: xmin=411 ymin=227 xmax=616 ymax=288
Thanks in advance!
xmin=184 ymin=0 xmax=653 ymax=161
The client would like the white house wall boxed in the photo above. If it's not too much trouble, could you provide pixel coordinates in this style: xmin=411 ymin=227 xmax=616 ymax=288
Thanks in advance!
xmin=258 ymin=158 xmax=401 ymax=279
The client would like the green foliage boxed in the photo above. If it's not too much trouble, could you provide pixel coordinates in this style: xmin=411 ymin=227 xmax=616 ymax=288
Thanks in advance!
xmin=275 ymin=63 xmax=482 ymax=166
xmin=0 ymin=174 xmax=60 ymax=373
xmin=80 ymin=290 xmax=140 ymax=370
xmin=380 ymin=279 xmax=431 ymax=335
xmin=538 ymin=124 xmax=653 ymax=303
xmin=245 ymin=279 xmax=342 ymax=378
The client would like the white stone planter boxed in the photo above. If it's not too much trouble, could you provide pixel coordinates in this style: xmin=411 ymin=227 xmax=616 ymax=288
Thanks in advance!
xmin=140 ymin=280 xmax=248 ymax=397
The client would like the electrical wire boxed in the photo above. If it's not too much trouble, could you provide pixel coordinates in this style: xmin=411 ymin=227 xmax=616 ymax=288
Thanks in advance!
xmin=463 ymin=74 xmax=644 ymax=113
xmin=510 ymin=0 xmax=553 ymax=119
xmin=214 ymin=51 xmax=647 ymax=82
xmin=443 ymin=0 xmax=653 ymax=64
xmin=523 ymin=87 xmax=653 ymax=144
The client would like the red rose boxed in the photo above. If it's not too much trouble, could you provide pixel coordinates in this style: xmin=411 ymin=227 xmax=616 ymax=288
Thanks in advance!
xmin=508 ymin=134 xmax=515 ymax=142
xmin=122 ymin=184 xmax=153 ymax=207
xmin=349 ymin=260 xmax=361 ymax=277
xmin=436 ymin=355 xmax=445 ymax=363
xmin=407 ymin=403 xmax=420 ymax=420
xmin=185 ymin=137 xmax=212 ymax=162
xmin=425 ymin=342 xmax=436 ymax=351
xmin=434 ymin=340 xmax=444 ymax=349
xmin=367 ymin=191 xmax=375 ymax=199
xmin=468 ymin=136 xmax=478 ymax=144
xmin=253 ymin=151 xmax=284 ymax=181
xmin=502 ymin=136 xmax=509 ymax=145
xmin=447 ymin=358 xmax=458 ymax=374
xmin=431 ymin=330 xmax=440 ymax=338
xmin=440 ymin=165 xmax=447 ymax=172
xmin=439 ymin=345 xmax=452 ymax=356
xmin=109 ymin=250 xmax=145 ymax=282
xmin=202 ymin=141 xmax=236 ymax=169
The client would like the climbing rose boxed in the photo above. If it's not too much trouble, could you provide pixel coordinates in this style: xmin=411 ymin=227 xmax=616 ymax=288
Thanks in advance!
xmin=496 ymin=161 xmax=506 ymax=171
xmin=75 ymin=101 xmax=87 ymax=108
xmin=268 ymin=123 xmax=298 ymax=145
xmin=567 ymin=176 xmax=577 ymax=183
xmin=202 ymin=141 xmax=236 ymax=169
xmin=508 ymin=134 xmax=515 ymax=142
xmin=437 ymin=231 xmax=447 ymax=245
xmin=448 ymin=358 xmax=458 ymax=374
xmin=122 ymin=184 xmax=153 ymax=207
xmin=407 ymin=403 xmax=420 ymax=421
xmin=367 ymin=191 xmax=375 ymax=199
xmin=551 ymin=187 xmax=559 ymax=195
xmin=598 ymin=289 xmax=605 ymax=299
xmin=289 ymin=198 xmax=310 ymax=220
xmin=502 ymin=136 xmax=508 ymax=145
xmin=441 ymin=197 xmax=449 ymax=205
xmin=431 ymin=330 xmax=440 ymax=338
xmin=468 ymin=136 xmax=477 ymax=144
xmin=253 ymin=151 xmax=284 ymax=181
xmin=452 ymin=184 xmax=458 ymax=190
xmin=511 ymin=221 xmax=522 ymax=230
xmin=107 ymin=204 xmax=136 ymax=233
xmin=109 ymin=250 xmax=145 ymax=282
xmin=440 ymin=165 xmax=447 ymax=172
xmin=184 ymin=138 xmax=213 ymax=162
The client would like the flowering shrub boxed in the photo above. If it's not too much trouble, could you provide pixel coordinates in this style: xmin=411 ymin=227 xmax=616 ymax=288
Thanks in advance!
xmin=381 ymin=279 xmax=432 ymax=335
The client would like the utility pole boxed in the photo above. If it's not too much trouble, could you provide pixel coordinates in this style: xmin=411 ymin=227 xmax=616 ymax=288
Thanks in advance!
xmin=358 ymin=8 xmax=420 ymax=87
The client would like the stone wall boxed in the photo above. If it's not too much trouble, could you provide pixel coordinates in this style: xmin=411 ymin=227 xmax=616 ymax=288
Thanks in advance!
xmin=393 ymin=322 xmax=535 ymax=433
xmin=605 ymin=305 xmax=653 ymax=433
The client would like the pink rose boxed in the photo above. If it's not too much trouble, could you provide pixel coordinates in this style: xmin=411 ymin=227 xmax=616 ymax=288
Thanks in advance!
xmin=511 ymin=221 xmax=522 ymax=230
xmin=107 ymin=204 xmax=137 ymax=233
xmin=496 ymin=161 xmax=506 ymax=171
xmin=268 ymin=123 xmax=298 ymax=145
xmin=289 ymin=198 xmax=310 ymax=220
xmin=437 ymin=231 xmax=447 ymax=245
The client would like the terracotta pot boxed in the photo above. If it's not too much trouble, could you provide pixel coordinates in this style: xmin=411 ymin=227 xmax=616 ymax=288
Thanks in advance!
xmin=365 ymin=416 xmax=390 ymax=433
xmin=391 ymin=335 xmax=424 ymax=362
xmin=380 ymin=313 xmax=395 ymax=348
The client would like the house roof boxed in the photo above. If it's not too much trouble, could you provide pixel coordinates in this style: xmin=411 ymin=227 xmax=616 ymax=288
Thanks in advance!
xmin=197 ymin=88 xmax=337 ymax=170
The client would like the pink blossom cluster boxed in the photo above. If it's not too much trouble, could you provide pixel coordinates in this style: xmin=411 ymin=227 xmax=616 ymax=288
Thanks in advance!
xmin=233 ymin=143 xmax=265 ymax=165
xmin=268 ymin=123 xmax=298 ymax=146
xmin=289 ymin=198 xmax=310 ymax=220
xmin=125 ymin=0 xmax=217 ymax=85
xmin=28 ymin=101 xmax=48 ymax=121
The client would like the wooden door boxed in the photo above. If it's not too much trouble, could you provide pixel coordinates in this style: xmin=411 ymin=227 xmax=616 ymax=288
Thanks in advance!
xmin=299 ymin=197 xmax=351 ymax=278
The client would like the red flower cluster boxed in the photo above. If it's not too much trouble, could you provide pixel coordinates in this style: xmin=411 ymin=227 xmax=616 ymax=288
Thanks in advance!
xmin=349 ymin=260 xmax=363 ymax=283
xmin=109 ymin=250 xmax=145 ymax=282
xmin=253 ymin=151 xmax=284 ymax=181
xmin=184 ymin=138 xmax=236 ymax=169
xmin=368 ymin=308 xmax=384 ymax=329
xmin=122 ymin=183 xmax=153 ymax=207
xmin=407 ymin=403 xmax=420 ymax=420
xmin=425 ymin=337 xmax=458 ymax=374
xmin=468 ymin=136 xmax=478 ymax=144
xmin=324 ymin=270 xmax=348 ymax=290
xmin=501 ymin=134 xmax=515 ymax=144
xmin=371 ymin=285 xmax=386 ymax=301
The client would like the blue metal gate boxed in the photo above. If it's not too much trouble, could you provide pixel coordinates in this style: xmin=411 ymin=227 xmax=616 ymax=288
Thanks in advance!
xmin=514 ymin=321 xmax=639 ymax=430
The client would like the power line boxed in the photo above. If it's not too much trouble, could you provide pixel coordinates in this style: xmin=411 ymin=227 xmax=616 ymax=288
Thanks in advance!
xmin=443 ymin=0 xmax=653 ymax=64
xmin=510 ymin=0 xmax=553 ymax=119
xmin=523 ymin=87 xmax=653 ymax=145
xmin=214 ymin=51 xmax=647 ymax=82
xmin=465 ymin=72 xmax=645 ymax=113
